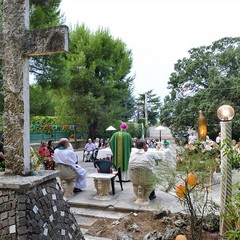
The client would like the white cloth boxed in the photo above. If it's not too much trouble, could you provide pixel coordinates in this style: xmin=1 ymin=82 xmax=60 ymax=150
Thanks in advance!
xmin=94 ymin=142 xmax=100 ymax=149
xmin=97 ymin=148 xmax=113 ymax=159
xmin=68 ymin=142 xmax=74 ymax=151
xmin=54 ymin=148 xmax=87 ymax=189
xmin=188 ymin=135 xmax=197 ymax=142
xmin=129 ymin=149 xmax=156 ymax=172
xmin=84 ymin=150 xmax=93 ymax=161
xmin=216 ymin=136 xmax=221 ymax=144
xmin=121 ymin=171 xmax=130 ymax=181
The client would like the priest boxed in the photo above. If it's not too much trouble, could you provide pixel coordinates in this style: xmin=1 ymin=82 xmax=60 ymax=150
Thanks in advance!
xmin=109 ymin=123 xmax=132 ymax=181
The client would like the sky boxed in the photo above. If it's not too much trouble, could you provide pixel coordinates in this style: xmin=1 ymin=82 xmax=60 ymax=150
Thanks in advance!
xmin=59 ymin=0 xmax=240 ymax=100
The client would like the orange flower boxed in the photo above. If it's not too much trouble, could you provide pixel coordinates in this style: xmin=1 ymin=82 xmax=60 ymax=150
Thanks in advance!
xmin=175 ymin=184 xmax=186 ymax=198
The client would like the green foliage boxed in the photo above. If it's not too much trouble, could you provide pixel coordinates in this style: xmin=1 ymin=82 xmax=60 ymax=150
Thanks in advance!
xmin=124 ymin=122 xmax=142 ymax=139
xmin=29 ymin=0 xmax=68 ymax=89
xmin=30 ymin=84 xmax=56 ymax=116
xmin=222 ymin=141 xmax=240 ymax=239
xmin=176 ymin=177 xmax=219 ymax=240
xmin=29 ymin=147 xmax=43 ymax=175
xmin=177 ymin=140 xmax=220 ymax=172
xmin=30 ymin=0 xmax=63 ymax=29
xmin=30 ymin=54 xmax=69 ymax=89
xmin=55 ymin=25 xmax=135 ymax=139
xmin=158 ymin=140 xmax=220 ymax=239
xmin=30 ymin=116 xmax=59 ymax=126
xmin=155 ymin=150 xmax=219 ymax=240
xmin=155 ymin=160 xmax=177 ymax=192
xmin=221 ymin=139 xmax=240 ymax=169
xmin=102 ymin=120 xmax=142 ymax=139
xmin=225 ymin=181 xmax=240 ymax=239
xmin=136 ymin=90 xmax=161 ymax=125
xmin=0 ymin=1 xmax=65 ymax=115
xmin=161 ymin=37 xmax=240 ymax=138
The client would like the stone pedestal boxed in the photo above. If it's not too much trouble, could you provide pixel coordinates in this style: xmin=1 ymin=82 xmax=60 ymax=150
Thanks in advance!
xmin=94 ymin=179 xmax=110 ymax=195
xmin=129 ymin=168 xmax=154 ymax=205
xmin=56 ymin=163 xmax=78 ymax=196
xmin=90 ymin=173 xmax=115 ymax=200
xmin=0 ymin=171 xmax=84 ymax=240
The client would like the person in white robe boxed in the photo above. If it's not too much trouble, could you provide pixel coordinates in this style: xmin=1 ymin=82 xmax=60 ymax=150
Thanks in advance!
xmin=129 ymin=142 xmax=156 ymax=172
xmin=54 ymin=138 xmax=86 ymax=192
xmin=129 ymin=139 xmax=157 ymax=200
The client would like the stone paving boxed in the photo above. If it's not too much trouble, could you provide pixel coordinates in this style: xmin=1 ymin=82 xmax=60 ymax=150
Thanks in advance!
xmin=69 ymin=148 xmax=227 ymax=211
xmin=62 ymin=145 xmax=240 ymax=239
xmin=69 ymin=149 xmax=183 ymax=213
xmin=64 ymin=148 xmax=238 ymax=239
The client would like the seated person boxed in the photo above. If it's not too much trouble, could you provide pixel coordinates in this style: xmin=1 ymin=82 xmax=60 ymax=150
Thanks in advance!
xmin=54 ymin=138 xmax=87 ymax=193
xmin=99 ymin=138 xmax=106 ymax=149
xmin=94 ymin=138 xmax=100 ymax=159
xmin=84 ymin=138 xmax=95 ymax=162
xmin=163 ymin=139 xmax=170 ymax=148
xmin=94 ymin=138 xmax=100 ymax=149
xmin=39 ymin=141 xmax=55 ymax=170
xmin=129 ymin=139 xmax=157 ymax=200
xmin=47 ymin=140 xmax=55 ymax=156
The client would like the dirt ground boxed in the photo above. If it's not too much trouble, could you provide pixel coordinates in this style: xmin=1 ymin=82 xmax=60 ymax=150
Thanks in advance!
xmin=86 ymin=211 xmax=222 ymax=240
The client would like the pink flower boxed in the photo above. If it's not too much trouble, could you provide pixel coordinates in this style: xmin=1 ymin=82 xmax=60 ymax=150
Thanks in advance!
xmin=188 ymin=145 xmax=195 ymax=150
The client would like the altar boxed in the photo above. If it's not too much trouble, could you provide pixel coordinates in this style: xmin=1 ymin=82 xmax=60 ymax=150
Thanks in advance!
xmin=97 ymin=148 xmax=113 ymax=159
xmin=97 ymin=147 xmax=166 ymax=162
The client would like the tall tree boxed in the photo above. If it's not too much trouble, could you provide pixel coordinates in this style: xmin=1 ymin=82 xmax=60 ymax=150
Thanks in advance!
xmin=161 ymin=37 xmax=240 ymax=138
xmin=30 ymin=0 xmax=62 ymax=30
xmin=30 ymin=84 xmax=55 ymax=116
xmin=29 ymin=0 xmax=68 ymax=89
xmin=136 ymin=90 xmax=161 ymax=126
xmin=55 ymin=25 xmax=135 ymax=139
xmin=0 ymin=1 xmax=65 ymax=115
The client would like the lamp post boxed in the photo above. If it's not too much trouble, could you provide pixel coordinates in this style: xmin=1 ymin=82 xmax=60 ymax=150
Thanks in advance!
xmin=155 ymin=126 xmax=165 ymax=142
xmin=217 ymin=105 xmax=235 ymax=235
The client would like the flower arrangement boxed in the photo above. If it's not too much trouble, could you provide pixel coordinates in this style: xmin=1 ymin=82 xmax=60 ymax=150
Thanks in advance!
xmin=177 ymin=140 xmax=220 ymax=172
xmin=30 ymin=147 xmax=44 ymax=174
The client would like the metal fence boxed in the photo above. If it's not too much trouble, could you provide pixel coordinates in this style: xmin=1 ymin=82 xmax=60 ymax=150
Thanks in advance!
xmin=0 ymin=131 xmax=88 ymax=144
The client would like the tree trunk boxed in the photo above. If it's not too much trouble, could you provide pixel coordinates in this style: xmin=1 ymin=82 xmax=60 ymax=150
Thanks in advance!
xmin=88 ymin=120 xmax=98 ymax=140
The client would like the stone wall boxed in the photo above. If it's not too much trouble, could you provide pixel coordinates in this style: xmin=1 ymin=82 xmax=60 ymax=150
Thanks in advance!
xmin=0 ymin=171 xmax=84 ymax=240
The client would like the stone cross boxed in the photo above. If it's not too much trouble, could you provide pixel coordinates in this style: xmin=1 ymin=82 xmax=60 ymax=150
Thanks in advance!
xmin=0 ymin=0 xmax=68 ymax=175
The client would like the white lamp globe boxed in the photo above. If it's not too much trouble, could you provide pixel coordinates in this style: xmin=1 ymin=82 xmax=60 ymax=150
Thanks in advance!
xmin=217 ymin=105 xmax=235 ymax=121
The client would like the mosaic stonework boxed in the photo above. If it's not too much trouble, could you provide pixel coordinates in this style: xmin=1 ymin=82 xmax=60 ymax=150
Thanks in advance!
xmin=0 ymin=172 xmax=84 ymax=239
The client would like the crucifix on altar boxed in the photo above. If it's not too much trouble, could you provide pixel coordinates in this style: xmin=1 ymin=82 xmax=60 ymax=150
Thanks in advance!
xmin=1 ymin=0 xmax=68 ymax=175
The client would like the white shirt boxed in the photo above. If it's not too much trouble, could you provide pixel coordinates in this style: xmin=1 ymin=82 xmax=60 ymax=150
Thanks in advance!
xmin=68 ymin=142 xmax=74 ymax=151
xmin=54 ymin=148 xmax=77 ymax=169
xmin=129 ymin=149 xmax=156 ymax=172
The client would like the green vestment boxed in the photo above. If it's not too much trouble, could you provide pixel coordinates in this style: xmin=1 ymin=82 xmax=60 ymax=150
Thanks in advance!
xmin=109 ymin=130 xmax=132 ymax=172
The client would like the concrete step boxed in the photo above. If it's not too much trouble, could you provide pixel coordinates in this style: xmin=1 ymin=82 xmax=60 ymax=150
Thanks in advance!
xmin=84 ymin=236 xmax=112 ymax=240
xmin=72 ymin=206 xmax=131 ymax=240
xmin=71 ymin=207 xmax=128 ymax=220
